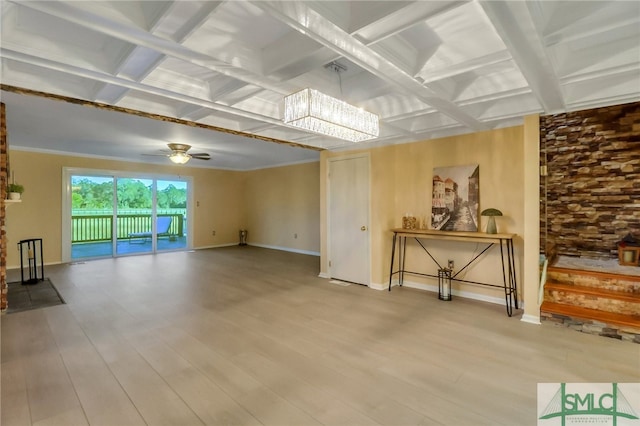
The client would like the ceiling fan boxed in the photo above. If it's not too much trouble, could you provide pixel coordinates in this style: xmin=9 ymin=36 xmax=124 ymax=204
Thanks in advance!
xmin=146 ymin=143 xmax=211 ymax=164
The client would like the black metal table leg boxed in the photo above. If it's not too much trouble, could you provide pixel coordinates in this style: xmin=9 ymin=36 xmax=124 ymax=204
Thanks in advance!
xmin=499 ymin=239 xmax=513 ymax=316
xmin=508 ymin=239 xmax=518 ymax=309
xmin=399 ymin=236 xmax=406 ymax=286
xmin=388 ymin=232 xmax=397 ymax=291
xmin=385 ymin=229 xmax=518 ymax=317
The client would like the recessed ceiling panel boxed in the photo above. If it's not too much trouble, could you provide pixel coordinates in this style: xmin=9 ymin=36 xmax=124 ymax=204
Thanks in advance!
xmin=412 ymin=2 xmax=507 ymax=77
xmin=443 ymin=63 xmax=531 ymax=103
xmin=142 ymin=57 xmax=213 ymax=99
xmin=8 ymin=5 xmax=134 ymax=75
xmin=461 ymin=93 xmax=542 ymax=121
xmin=562 ymin=71 xmax=640 ymax=111
xmin=68 ymin=1 xmax=172 ymax=32
xmin=391 ymin=111 xmax=459 ymax=133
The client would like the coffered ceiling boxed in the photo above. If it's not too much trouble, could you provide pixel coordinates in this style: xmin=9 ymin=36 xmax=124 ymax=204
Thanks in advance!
xmin=1 ymin=1 xmax=639 ymax=169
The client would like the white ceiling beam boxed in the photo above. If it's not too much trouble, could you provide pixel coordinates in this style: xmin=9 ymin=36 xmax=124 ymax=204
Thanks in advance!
xmin=455 ymin=87 xmax=534 ymax=107
xmin=251 ymin=1 xmax=487 ymax=132
xmin=384 ymin=107 xmax=438 ymax=124
xmin=419 ymin=50 xmax=512 ymax=83
xmin=154 ymin=1 xmax=225 ymax=43
xmin=479 ymin=0 xmax=565 ymax=113
xmin=142 ymin=1 xmax=176 ymax=34
xmin=217 ymin=88 xmax=267 ymax=108
xmin=88 ymin=42 xmax=138 ymax=102
xmin=93 ymin=47 xmax=166 ymax=104
xmin=566 ymin=92 xmax=640 ymax=113
xmin=90 ymin=1 xmax=204 ymax=105
xmin=104 ymin=1 xmax=231 ymax=105
xmin=530 ymin=1 xmax=616 ymax=41
xmin=543 ymin=17 xmax=640 ymax=48
xmin=208 ymin=76 xmax=256 ymax=103
xmin=176 ymin=104 xmax=210 ymax=122
xmin=13 ymin=1 xmax=292 ymax=96
xmin=354 ymin=1 xmax=469 ymax=44
xmin=559 ymin=63 xmax=640 ymax=86
xmin=371 ymin=37 xmax=419 ymax=77
xmin=1 ymin=49 xmax=295 ymax=133
xmin=94 ymin=84 xmax=129 ymax=105
xmin=264 ymin=2 xmax=469 ymax=87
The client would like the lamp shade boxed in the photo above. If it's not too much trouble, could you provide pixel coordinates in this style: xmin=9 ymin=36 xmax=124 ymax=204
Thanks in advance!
xmin=284 ymin=88 xmax=379 ymax=143
xmin=481 ymin=208 xmax=503 ymax=216
xmin=481 ymin=208 xmax=503 ymax=234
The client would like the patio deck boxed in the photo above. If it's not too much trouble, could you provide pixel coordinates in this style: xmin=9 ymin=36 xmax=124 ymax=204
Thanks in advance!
xmin=71 ymin=237 xmax=188 ymax=259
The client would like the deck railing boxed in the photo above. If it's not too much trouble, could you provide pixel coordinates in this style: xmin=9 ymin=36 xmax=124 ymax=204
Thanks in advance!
xmin=72 ymin=214 xmax=184 ymax=243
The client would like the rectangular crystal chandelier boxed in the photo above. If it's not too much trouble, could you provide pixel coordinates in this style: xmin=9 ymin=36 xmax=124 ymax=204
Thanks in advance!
xmin=283 ymin=88 xmax=379 ymax=143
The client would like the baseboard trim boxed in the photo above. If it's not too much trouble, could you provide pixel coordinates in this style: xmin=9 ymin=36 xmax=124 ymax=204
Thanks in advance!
xmin=520 ymin=314 xmax=541 ymax=325
xmin=318 ymin=272 xmax=330 ymax=279
xmin=7 ymin=261 xmax=62 ymax=271
xmin=387 ymin=278 xmax=522 ymax=308
xmin=368 ymin=282 xmax=388 ymax=291
xmin=248 ymin=243 xmax=320 ymax=257
xmin=195 ymin=243 xmax=239 ymax=250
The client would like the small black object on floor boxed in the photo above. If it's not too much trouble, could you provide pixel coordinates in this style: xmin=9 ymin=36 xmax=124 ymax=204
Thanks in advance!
xmin=7 ymin=279 xmax=65 ymax=314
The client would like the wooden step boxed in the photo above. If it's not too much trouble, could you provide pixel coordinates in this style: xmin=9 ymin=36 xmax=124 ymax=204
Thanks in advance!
xmin=546 ymin=266 xmax=640 ymax=293
xmin=544 ymin=282 xmax=640 ymax=315
xmin=545 ymin=281 xmax=640 ymax=302
xmin=540 ymin=301 xmax=640 ymax=331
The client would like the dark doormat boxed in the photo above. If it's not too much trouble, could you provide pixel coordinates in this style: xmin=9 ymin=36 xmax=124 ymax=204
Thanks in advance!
xmin=6 ymin=279 xmax=65 ymax=314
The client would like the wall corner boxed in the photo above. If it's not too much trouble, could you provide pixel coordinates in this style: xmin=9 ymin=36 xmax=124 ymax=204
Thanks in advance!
xmin=522 ymin=114 xmax=541 ymax=322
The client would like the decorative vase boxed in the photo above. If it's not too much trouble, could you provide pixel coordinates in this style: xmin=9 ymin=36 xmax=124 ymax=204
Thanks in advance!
xmin=8 ymin=192 xmax=20 ymax=200
xmin=486 ymin=216 xmax=497 ymax=234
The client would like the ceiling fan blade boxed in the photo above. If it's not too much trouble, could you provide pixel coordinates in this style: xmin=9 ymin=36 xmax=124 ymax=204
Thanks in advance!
xmin=191 ymin=153 xmax=211 ymax=160
xmin=141 ymin=153 xmax=170 ymax=157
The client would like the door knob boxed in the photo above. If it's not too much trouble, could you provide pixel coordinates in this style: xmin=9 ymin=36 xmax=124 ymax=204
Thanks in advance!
xmin=361 ymin=226 xmax=367 ymax=231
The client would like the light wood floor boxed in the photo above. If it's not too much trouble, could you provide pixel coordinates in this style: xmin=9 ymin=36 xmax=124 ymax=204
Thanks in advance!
xmin=2 ymin=247 xmax=639 ymax=426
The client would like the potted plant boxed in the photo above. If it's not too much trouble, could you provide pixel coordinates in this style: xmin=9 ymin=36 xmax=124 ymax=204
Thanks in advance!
xmin=7 ymin=183 xmax=24 ymax=200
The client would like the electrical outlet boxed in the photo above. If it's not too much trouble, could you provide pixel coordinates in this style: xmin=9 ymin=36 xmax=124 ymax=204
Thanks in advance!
xmin=448 ymin=259 xmax=454 ymax=270
xmin=212 ymin=230 xmax=216 ymax=236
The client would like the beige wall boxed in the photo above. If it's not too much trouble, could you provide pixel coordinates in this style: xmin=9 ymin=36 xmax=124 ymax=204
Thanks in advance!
xmin=6 ymin=150 xmax=321 ymax=268
xmin=320 ymin=125 xmax=537 ymax=317
xmin=523 ymin=115 xmax=541 ymax=323
xmin=244 ymin=162 xmax=320 ymax=254
xmin=9 ymin=124 xmax=538 ymax=318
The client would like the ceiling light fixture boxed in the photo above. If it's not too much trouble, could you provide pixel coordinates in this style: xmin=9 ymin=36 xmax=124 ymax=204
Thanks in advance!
xmin=169 ymin=151 xmax=190 ymax=164
xmin=283 ymin=63 xmax=379 ymax=143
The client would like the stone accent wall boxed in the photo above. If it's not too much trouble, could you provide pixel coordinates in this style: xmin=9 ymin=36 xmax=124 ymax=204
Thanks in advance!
xmin=541 ymin=312 xmax=640 ymax=343
xmin=540 ymin=102 xmax=640 ymax=258
xmin=1 ymin=103 xmax=7 ymax=311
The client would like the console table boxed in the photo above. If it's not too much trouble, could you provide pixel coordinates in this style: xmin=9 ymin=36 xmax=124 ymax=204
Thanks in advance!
xmin=388 ymin=229 xmax=518 ymax=316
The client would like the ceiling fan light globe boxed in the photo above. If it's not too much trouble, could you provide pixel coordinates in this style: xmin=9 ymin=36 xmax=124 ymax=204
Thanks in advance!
xmin=169 ymin=152 xmax=190 ymax=164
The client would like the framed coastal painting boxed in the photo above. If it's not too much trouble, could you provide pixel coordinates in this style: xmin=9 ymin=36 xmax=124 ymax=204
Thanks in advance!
xmin=431 ymin=164 xmax=479 ymax=231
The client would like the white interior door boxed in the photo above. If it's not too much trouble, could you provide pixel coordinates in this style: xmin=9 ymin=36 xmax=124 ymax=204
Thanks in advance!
xmin=329 ymin=156 xmax=370 ymax=285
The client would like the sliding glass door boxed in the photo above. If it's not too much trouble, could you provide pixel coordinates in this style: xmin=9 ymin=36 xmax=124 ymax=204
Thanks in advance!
xmin=116 ymin=177 xmax=154 ymax=256
xmin=65 ymin=169 xmax=191 ymax=261
xmin=156 ymin=179 xmax=188 ymax=252
xmin=70 ymin=175 xmax=115 ymax=259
